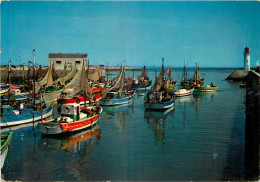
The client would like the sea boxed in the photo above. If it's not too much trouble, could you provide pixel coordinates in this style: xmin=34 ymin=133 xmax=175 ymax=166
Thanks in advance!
xmin=1 ymin=68 xmax=247 ymax=181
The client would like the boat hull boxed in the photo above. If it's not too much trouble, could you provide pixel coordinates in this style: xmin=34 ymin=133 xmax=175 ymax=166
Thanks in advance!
xmin=99 ymin=93 xmax=135 ymax=106
xmin=1 ymin=147 xmax=8 ymax=169
xmin=1 ymin=106 xmax=53 ymax=127
xmin=194 ymin=86 xmax=220 ymax=92
xmin=144 ymin=97 xmax=175 ymax=110
xmin=38 ymin=108 xmax=102 ymax=135
xmin=0 ymin=89 xmax=8 ymax=95
xmin=174 ymin=88 xmax=194 ymax=97
xmin=1 ymin=132 xmax=13 ymax=169
xmin=135 ymin=85 xmax=152 ymax=92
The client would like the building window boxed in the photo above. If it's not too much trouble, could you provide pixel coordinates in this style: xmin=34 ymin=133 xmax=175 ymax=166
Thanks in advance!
xmin=56 ymin=61 xmax=61 ymax=64
xmin=76 ymin=61 xmax=81 ymax=64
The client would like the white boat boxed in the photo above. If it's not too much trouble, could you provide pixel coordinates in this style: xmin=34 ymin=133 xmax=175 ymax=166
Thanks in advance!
xmin=174 ymin=88 xmax=194 ymax=97
xmin=174 ymin=60 xmax=194 ymax=97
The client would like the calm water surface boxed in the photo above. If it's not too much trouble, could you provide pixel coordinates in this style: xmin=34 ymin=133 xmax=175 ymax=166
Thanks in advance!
xmin=1 ymin=68 xmax=246 ymax=181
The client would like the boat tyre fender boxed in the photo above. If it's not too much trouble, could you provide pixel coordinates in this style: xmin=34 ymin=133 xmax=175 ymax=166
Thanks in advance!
xmin=64 ymin=106 xmax=71 ymax=113
xmin=76 ymin=98 xmax=80 ymax=104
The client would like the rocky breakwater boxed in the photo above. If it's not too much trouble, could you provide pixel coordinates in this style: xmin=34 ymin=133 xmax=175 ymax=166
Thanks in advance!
xmin=245 ymin=70 xmax=260 ymax=180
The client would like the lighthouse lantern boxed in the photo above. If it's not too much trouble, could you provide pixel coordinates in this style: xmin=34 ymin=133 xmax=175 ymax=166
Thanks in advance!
xmin=243 ymin=46 xmax=250 ymax=71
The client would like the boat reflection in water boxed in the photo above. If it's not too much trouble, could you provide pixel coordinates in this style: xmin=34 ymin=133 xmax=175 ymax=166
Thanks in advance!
xmin=192 ymin=92 xmax=218 ymax=111
xmin=144 ymin=107 xmax=174 ymax=145
xmin=102 ymin=103 xmax=134 ymax=136
xmin=175 ymin=95 xmax=194 ymax=103
xmin=38 ymin=124 xmax=101 ymax=152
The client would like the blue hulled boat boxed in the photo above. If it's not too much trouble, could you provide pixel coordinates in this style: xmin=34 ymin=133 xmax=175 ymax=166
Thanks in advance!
xmin=100 ymin=66 xmax=135 ymax=106
xmin=144 ymin=92 xmax=174 ymax=110
xmin=133 ymin=65 xmax=152 ymax=92
xmin=144 ymin=58 xmax=175 ymax=110
xmin=1 ymin=104 xmax=53 ymax=128
xmin=99 ymin=90 xmax=135 ymax=106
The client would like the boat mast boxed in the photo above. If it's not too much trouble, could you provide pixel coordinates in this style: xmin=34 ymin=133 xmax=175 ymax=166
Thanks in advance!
xmin=33 ymin=49 xmax=36 ymax=108
xmin=184 ymin=58 xmax=187 ymax=78
xmin=195 ymin=63 xmax=197 ymax=83
xmin=83 ymin=56 xmax=87 ymax=107
xmin=22 ymin=63 xmax=25 ymax=85
xmin=162 ymin=58 xmax=165 ymax=86
xmin=8 ymin=59 xmax=11 ymax=106
xmin=106 ymin=61 xmax=109 ymax=81
xmin=40 ymin=93 xmax=43 ymax=122
xmin=28 ymin=61 xmax=31 ymax=91
xmin=124 ymin=60 xmax=126 ymax=92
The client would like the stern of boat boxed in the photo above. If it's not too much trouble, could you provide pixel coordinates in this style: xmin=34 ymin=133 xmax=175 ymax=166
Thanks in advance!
xmin=38 ymin=122 xmax=63 ymax=135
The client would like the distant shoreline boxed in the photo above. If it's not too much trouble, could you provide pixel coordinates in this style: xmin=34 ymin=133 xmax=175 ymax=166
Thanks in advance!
xmin=0 ymin=64 xmax=249 ymax=71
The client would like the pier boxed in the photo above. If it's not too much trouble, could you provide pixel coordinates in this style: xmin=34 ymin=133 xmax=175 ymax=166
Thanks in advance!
xmin=245 ymin=70 xmax=260 ymax=180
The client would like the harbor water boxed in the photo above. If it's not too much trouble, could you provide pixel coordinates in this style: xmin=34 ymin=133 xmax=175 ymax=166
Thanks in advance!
xmin=1 ymin=68 xmax=246 ymax=181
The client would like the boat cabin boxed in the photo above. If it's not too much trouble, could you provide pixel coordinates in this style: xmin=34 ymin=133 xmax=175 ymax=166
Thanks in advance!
xmin=106 ymin=91 xmax=128 ymax=99
xmin=10 ymin=88 xmax=21 ymax=95
xmin=60 ymin=103 xmax=87 ymax=121
xmin=1 ymin=105 xmax=13 ymax=115
xmin=106 ymin=92 xmax=118 ymax=99
xmin=61 ymin=103 xmax=80 ymax=116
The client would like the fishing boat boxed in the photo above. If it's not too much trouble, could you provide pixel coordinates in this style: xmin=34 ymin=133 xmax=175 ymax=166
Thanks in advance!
xmin=1 ymin=131 xmax=13 ymax=169
xmin=38 ymin=59 xmax=103 ymax=135
xmin=34 ymin=61 xmax=56 ymax=94
xmin=174 ymin=59 xmax=194 ymax=97
xmin=133 ymin=65 xmax=152 ymax=92
xmin=164 ymin=65 xmax=177 ymax=91
xmin=190 ymin=63 xmax=204 ymax=88
xmin=195 ymin=84 xmax=220 ymax=92
xmin=0 ymin=103 xmax=53 ymax=128
xmin=191 ymin=64 xmax=220 ymax=92
xmin=58 ymin=87 xmax=102 ymax=105
xmin=99 ymin=66 xmax=135 ymax=106
xmin=173 ymin=88 xmax=194 ymax=97
xmin=58 ymin=61 xmax=102 ymax=105
xmin=144 ymin=58 xmax=175 ymax=110
xmin=38 ymin=103 xmax=102 ymax=135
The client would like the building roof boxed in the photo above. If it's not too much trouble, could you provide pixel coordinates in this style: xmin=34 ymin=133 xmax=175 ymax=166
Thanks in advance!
xmin=49 ymin=53 xmax=88 ymax=58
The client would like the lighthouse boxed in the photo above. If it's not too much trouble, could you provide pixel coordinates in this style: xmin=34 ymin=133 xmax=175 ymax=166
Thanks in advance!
xmin=243 ymin=46 xmax=250 ymax=71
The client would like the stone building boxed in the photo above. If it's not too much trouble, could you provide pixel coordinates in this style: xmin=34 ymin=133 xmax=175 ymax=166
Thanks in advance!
xmin=49 ymin=53 xmax=88 ymax=71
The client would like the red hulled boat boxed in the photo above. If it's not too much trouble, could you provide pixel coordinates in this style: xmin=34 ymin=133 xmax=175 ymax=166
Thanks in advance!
xmin=38 ymin=103 xmax=102 ymax=135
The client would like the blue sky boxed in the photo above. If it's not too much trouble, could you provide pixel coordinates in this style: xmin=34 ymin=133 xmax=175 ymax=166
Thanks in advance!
xmin=1 ymin=1 xmax=260 ymax=67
